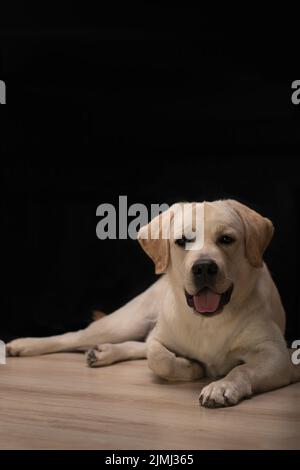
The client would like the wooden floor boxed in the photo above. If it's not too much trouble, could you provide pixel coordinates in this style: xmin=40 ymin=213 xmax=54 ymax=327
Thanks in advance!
xmin=1 ymin=353 xmax=300 ymax=449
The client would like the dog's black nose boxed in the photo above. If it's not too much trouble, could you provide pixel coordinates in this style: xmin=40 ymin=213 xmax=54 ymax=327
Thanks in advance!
xmin=192 ymin=260 xmax=218 ymax=279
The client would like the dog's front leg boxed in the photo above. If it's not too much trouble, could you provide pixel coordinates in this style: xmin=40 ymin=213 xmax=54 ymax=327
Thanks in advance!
xmin=147 ymin=338 xmax=204 ymax=381
xmin=199 ymin=342 xmax=292 ymax=408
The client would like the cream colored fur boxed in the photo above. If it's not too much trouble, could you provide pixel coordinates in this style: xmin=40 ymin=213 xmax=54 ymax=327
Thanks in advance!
xmin=7 ymin=200 xmax=300 ymax=407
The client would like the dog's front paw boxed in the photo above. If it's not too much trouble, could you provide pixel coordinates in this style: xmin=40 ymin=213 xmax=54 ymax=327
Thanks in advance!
xmin=6 ymin=338 xmax=45 ymax=357
xmin=199 ymin=379 xmax=252 ymax=408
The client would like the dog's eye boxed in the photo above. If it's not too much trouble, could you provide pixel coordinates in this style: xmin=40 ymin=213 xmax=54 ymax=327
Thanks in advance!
xmin=218 ymin=235 xmax=235 ymax=245
xmin=175 ymin=236 xmax=195 ymax=248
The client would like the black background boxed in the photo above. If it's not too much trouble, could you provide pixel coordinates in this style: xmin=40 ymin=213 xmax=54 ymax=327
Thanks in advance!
xmin=0 ymin=4 xmax=299 ymax=343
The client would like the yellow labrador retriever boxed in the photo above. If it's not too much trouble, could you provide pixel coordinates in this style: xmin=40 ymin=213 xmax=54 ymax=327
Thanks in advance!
xmin=6 ymin=200 xmax=300 ymax=407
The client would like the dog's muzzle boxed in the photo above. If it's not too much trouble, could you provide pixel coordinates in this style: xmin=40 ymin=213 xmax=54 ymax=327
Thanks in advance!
xmin=185 ymin=284 xmax=234 ymax=316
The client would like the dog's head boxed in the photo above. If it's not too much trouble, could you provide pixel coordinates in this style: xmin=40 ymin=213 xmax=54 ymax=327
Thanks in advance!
xmin=138 ymin=200 xmax=273 ymax=316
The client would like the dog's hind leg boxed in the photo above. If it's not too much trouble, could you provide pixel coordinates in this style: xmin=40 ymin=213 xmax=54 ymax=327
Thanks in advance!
xmin=6 ymin=277 xmax=165 ymax=357
xmin=86 ymin=341 xmax=147 ymax=367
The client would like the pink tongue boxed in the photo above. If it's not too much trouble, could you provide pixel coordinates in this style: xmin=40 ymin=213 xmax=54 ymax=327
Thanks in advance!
xmin=193 ymin=289 xmax=221 ymax=313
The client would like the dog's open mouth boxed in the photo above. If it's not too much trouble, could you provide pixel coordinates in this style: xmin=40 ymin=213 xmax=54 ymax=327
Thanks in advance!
xmin=185 ymin=285 xmax=234 ymax=315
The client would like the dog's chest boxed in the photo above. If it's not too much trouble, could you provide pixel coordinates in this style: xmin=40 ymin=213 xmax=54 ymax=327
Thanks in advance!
xmin=158 ymin=312 xmax=239 ymax=378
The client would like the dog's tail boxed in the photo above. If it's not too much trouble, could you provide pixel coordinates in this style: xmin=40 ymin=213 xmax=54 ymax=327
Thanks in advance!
xmin=91 ymin=310 xmax=106 ymax=322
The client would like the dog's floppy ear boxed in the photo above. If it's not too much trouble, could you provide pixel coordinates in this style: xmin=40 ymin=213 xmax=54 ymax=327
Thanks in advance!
xmin=226 ymin=200 xmax=274 ymax=268
xmin=137 ymin=204 xmax=179 ymax=274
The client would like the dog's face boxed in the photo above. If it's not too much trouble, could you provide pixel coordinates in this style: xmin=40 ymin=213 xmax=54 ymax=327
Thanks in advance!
xmin=138 ymin=200 xmax=274 ymax=316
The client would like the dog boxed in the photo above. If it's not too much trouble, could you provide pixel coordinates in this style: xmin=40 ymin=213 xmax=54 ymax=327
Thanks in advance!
xmin=6 ymin=199 xmax=300 ymax=407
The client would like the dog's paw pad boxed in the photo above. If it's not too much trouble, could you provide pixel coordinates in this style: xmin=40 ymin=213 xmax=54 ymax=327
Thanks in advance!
xmin=86 ymin=344 xmax=116 ymax=367
xmin=86 ymin=349 xmax=97 ymax=367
